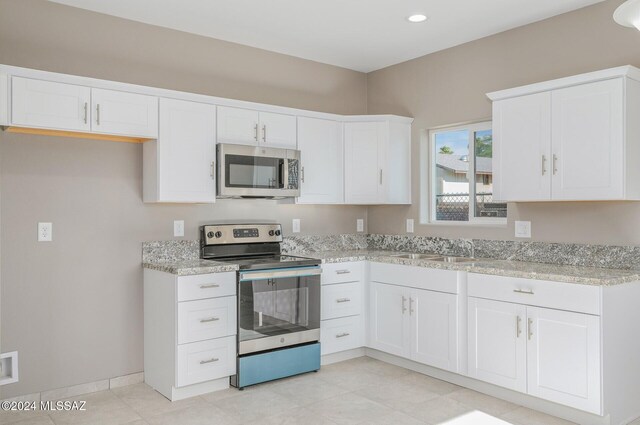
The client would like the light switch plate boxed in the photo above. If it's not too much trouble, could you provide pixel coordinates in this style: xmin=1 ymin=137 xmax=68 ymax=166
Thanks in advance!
xmin=515 ymin=221 xmax=531 ymax=238
xmin=356 ymin=219 xmax=364 ymax=232
xmin=174 ymin=220 xmax=185 ymax=237
xmin=38 ymin=222 xmax=52 ymax=242
xmin=406 ymin=219 xmax=414 ymax=233
xmin=292 ymin=219 xmax=301 ymax=233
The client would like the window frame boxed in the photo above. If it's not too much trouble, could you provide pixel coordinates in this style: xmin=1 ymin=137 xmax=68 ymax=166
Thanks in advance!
xmin=422 ymin=121 xmax=507 ymax=226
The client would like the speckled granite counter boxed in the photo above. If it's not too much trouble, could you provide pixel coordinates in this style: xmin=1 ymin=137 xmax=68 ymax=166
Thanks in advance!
xmin=143 ymin=259 xmax=238 ymax=276
xmin=143 ymin=248 xmax=640 ymax=285
xmin=291 ymin=250 xmax=640 ymax=286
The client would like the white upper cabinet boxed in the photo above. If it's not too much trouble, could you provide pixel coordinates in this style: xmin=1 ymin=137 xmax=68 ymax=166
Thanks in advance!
xmin=551 ymin=79 xmax=623 ymax=200
xmin=493 ymin=92 xmax=551 ymax=201
xmin=91 ymin=88 xmax=158 ymax=138
xmin=344 ymin=119 xmax=411 ymax=204
xmin=143 ymin=98 xmax=216 ymax=203
xmin=259 ymin=111 xmax=297 ymax=148
xmin=489 ymin=66 xmax=640 ymax=202
xmin=296 ymin=117 xmax=343 ymax=204
xmin=11 ymin=77 xmax=91 ymax=132
xmin=217 ymin=106 xmax=296 ymax=148
xmin=217 ymin=106 xmax=259 ymax=145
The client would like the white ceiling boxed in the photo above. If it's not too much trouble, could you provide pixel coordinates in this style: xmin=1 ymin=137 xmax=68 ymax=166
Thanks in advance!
xmin=50 ymin=0 xmax=605 ymax=72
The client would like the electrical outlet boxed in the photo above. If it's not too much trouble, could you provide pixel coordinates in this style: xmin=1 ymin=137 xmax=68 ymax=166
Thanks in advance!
xmin=515 ymin=221 xmax=532 ymax=238
xmin=0 ymin=351 xmax=19 ymax=386
xmin=356 ymin=219 xmax=364 ymax=232
xmin=292 ymin=219 xmax=301 ymax=233
xmin=38 ymin=222 xmax=52 ymax=242
xmin=406 ymin=219 xmax=414 ymax=233
xmin=174 ymin=220 xmax=185 ymax=237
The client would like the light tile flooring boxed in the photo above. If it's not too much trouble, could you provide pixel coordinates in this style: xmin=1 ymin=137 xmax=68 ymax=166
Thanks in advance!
xmin=2 ymin=357 xmax=637 ymax=425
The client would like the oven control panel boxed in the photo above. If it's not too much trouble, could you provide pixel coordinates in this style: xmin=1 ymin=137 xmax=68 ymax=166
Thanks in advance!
xmin=201 ymin=223 xmax=282 ymax=245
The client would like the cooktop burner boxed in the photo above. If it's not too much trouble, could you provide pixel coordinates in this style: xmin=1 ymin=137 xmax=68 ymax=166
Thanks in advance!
xmin=211 ymin=254 xmax=320 ymax=270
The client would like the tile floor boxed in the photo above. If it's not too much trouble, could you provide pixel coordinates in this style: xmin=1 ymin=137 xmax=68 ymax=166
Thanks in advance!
xmin=1 ymin=357 xmax=637 ymax=425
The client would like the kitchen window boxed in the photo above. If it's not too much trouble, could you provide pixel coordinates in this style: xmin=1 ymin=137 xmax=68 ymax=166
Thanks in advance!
xmin=424 ymin=121 xmax=507 ymax=224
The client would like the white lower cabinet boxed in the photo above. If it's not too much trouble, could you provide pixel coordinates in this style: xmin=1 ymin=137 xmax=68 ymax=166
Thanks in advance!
xmin=369 ymin=281 xmax=459 ymax=373
xmin=144 ymin=269 xmax=237 ymax=400
xmin=320 ymin=262 xmax=365 ymax=355
xmin=468 ymin=274 xmax=602 ymax=415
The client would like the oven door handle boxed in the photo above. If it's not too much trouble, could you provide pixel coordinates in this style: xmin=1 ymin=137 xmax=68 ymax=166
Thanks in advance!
xmin=239 ymin=266 xmax=321 ymax=281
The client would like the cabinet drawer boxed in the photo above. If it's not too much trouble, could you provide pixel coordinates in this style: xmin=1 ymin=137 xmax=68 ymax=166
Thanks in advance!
xmin=177 ymin=272 xmax=236 ymax=302
xmin=321 ymin=281 xmax=361 ymax=320
xmin=370 ymin=262 xmax=459 ymax=294
xmin=468 ymin=273 xmax=600 ymax=315
xmin=178 ymin=296 xmax=236 ymax=344
xmin=322 ymin=262 xmax=363 ymax=285
xmin=321 ymin=316 xmax=363 ymax=355
xmin=176 ymin=336 xmax=236 ymax=387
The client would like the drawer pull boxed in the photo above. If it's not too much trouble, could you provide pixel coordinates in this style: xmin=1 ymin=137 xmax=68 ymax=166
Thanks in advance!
xmin=513 ymin=289 xmax=534 ymax=295
xmin=200 ymin=283 xmax=220 ymax=289
xmin=336 ymin=332 xmax=350 ymax=338
xmin=200 ymin=317 xmax=220 ymax=323
xmin=336 ymin=298 xmax=351 ymax=303
xmin=335 ymin=270 xmax=351 ymax=275
xmin=200 ymin=357 xmax=219 ymax=365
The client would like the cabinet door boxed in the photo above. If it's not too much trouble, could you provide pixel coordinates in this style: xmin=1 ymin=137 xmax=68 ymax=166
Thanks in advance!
xmin=259 ymin=111 xmax=297 ymax=148
xmin=157 ymin=98 xmax=216 ymax=202
xmin=11 ymin=77 xmax=90 ymax=132
xmin=493 ymin=92 xmax=551 ymax=201
xmin=344 ymin=122 xmax=382 ymax=204
xmin=91 ymin=88 xmax=158 ymax=137
xmin=217 ymin=106 xmax=259 ymax=145
xmin=551 ymin=79 xmax=624 ymax=200
xmin=296 ymin=117 xmax=343 ymax=204
xmin=410 ymin=288 xmax=458 ymax=372
xmin=527 ymin=306 xmax=601 ymax=414
xmin=468 ymin=297 xmax=527 ymax=393
xmin=369 ymin=282 xmax=410 ymax=358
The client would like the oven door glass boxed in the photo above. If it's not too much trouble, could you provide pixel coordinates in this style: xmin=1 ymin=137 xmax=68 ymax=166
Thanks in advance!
xmin=238 ymin=267 xmax=321 ymax=354
xmin=225 ymin=154 xmax=284 ymax=189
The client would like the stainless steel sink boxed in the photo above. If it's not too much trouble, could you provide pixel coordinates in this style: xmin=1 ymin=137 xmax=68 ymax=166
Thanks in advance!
xmin=429 ymin=256 xmax=477 ymax=263
xmin=392 ymin=253 xmax=442 ymax=260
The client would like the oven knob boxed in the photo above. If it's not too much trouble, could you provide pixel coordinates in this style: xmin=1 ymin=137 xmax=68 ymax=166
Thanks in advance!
xmin=215 ymin=231 xmax=223 ymax=238
xmin=274 ymin=230 xmax=281 ymax=236
xmin=207 ymin=231 xmax=215 ymax=238
xmin=268 ymin=230 xmax=275 ymax=236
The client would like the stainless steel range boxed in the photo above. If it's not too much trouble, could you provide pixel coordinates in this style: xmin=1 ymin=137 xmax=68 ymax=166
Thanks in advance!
xmin=200 ymin=223 xmax=321 ymax=389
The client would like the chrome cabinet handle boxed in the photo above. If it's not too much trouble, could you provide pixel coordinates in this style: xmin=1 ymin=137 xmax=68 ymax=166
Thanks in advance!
xmin=200 ymin=357 xmax=219 ymax=364
xmin=379 ymin=169 xmax=383 ymax=185
xmin=83 ymin=102 xmax=88 ymax=124
xmin=336 ymin=298 xmax=351 ymax=303
xmin=301 ymin=166 xmax=305 ymax=183
xmin=553 ymin=154 xmax=558 ymax=175
xmin=528 ymin=318 xmax=534 ymax=340
xmin=336 ymin=332 xmax=350 ymax=338
xmin=254 ymin=124 xmax=259 ymax=141
xmin=335 ymin=270 xmax=351 ymax=275
xmin=200 ymin=317 xmax=220 ymax=323
xmin=402 ymin=296 xmax=407 ymax=314
xmin=513 ymin=289 xmax=534 ymax=295
xmin=516 ymin=316 xmax=522 ymax=338
xmin=96 ymin=104 xmax=100 ymax=126
xmin=262 ymin=125 xmax=266 ymax=142
xmin=541 ymin=155 xmax=546 ymax=175
xmin=409 ymin=297 xmax=414 ymax=315
xmin=210 ymin=161 xmax=215 ymax=179
xmin=200 ymin=283 xmax=220 ymax=289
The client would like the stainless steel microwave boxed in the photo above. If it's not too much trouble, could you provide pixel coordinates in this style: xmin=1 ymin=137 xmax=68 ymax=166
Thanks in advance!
xmin=216 ymin=143 xmax=300 ymax=198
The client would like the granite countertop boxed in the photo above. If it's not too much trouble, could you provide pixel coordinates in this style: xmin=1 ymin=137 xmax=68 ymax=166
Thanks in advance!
xmin=143 ymin=259 xmax=238 ymax=276
xmin=142 ymin=249 xmax=640 ymax=285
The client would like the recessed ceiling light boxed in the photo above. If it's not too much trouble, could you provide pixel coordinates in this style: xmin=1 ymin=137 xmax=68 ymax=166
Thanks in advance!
xmin=407 ymin=14 xmax=428 ymax=23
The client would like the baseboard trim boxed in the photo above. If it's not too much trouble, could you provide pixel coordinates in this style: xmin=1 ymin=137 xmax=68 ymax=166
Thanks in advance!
xmin=321 ymin=348 xmax=366 ymax=365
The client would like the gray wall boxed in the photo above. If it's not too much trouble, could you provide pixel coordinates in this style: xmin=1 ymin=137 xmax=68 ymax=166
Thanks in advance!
xmin=366 ymin=0 xmax=640 ymax=245
xmin=0 ymin=0 xmax=368 ymax=398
